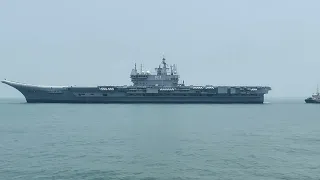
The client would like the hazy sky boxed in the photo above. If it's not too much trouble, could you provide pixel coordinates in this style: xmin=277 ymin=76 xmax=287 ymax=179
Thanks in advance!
xmin=1 ymin=0 xmax=320 ymax=98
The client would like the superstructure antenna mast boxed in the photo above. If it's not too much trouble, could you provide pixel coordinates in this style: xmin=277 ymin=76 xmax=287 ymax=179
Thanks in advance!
xmin=140 ymin=64 xmax=143 ymax=73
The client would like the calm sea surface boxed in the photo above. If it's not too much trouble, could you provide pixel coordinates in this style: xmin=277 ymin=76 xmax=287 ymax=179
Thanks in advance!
xmin=0 ymin=98 xmax=319 ymax=180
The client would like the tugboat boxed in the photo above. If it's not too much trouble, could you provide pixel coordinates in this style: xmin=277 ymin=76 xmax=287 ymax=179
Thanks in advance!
xmin=305 ymin=85 xmax=320 ymax=103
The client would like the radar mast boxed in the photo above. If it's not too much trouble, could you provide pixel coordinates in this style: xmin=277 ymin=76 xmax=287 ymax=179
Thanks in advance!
xmin=161 ymin=54 xmax=169 ymax=75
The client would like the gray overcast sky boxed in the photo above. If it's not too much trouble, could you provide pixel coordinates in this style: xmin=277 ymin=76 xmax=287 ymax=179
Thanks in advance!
xmin=0 ymin=0 xmax=319 ymax=98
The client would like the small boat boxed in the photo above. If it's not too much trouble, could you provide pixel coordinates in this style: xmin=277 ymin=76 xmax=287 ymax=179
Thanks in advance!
xmin=305 ymin=85 xmax=320 ymax=103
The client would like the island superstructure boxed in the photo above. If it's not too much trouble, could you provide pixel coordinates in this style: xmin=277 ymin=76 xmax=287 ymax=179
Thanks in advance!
xmin=2 ymin=56 xmax=271 ymax=103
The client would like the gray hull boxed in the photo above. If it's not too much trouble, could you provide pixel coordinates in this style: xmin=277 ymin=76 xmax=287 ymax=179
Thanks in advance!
xmin=2 ymin=80 xmax=268 ymax=104
xmin=25 ymin=96 xmax=264 ymax=104
xmin=305 ymin=98 xmax=320 ymax=104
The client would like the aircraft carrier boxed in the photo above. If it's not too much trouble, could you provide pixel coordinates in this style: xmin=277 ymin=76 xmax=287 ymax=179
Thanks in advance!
xmin=2 ymin=56 xmax=271 ymax=104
